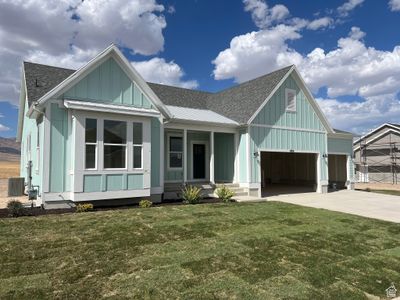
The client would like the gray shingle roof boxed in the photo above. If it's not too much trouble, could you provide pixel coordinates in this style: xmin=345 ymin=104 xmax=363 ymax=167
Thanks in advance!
xmin=24 ymin=62 xmax=75 ymax=107
xmin=23 ymin=61 xmax=293 ymax=124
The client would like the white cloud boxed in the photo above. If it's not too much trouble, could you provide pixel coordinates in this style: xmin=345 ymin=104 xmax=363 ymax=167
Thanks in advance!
xmin=337 ymin=0 xmax=365 ymax=17
xmin=317 ymin=95 xmax=400 ymax=134
xmin=0 ymin=124 xmax=10 ymax=132
xmin=132 ymin=58 xmax=198 ymax=89
xmin=0 ymin=0 xmax=170 ymax=105
xmin=389 ymin=0 xmax=400 ymax=11
xmin=243 ymin=0 xmax=289 ymax=29
xmin=307 ymin=17 xmax=333 ymax=30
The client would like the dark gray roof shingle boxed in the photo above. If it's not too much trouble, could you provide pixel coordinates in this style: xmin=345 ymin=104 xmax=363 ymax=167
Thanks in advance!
xmin=24 ymin=62 xmax=75 ymax=107
xmin=23 ymin=62 xmax=292 ymax=124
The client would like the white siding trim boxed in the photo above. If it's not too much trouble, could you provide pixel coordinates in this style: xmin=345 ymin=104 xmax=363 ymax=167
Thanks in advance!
xmin=250 ymin=123 xmax=326 ymax=134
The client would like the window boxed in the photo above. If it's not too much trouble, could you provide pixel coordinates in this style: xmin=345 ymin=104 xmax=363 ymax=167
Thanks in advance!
xmin=169 ymin=136 xmax=183 ymax=169
xmin=104 ymin=120 xmax=126 ymax=169
xmin=285 ymin=88 xmax=296 ymax=112
xmin=132 ymin=122 xmax=143 ymax=169
xmin=85 ymin=119 xmax=97 ymax=169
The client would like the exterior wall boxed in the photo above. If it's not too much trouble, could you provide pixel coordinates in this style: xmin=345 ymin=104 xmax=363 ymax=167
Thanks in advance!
xmin=151 ymin=118 xmax=161 ymax=188
xmin=20 ymin=99 xmax=43 ymax=191
xmin=49 ymin=103 xmax=70 ymax=192
xmin=214 ymin=132 xmax=234 ymax=182
xmin=238 ymin=130 xmax=247 ymax=183
xmin=64 ymin=57 xmax=152 ymax=108
xmin=328 ymin=137 xmax=354 ymax=183
xmin=250 ymin=74 xmax=328 ymax=190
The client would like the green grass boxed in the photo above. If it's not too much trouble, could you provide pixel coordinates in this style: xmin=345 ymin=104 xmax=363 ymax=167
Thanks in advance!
xmin=368 ymin=189 xmax=400 ymax=196
xmin=1 ymin=202 xmax=400 ymax=299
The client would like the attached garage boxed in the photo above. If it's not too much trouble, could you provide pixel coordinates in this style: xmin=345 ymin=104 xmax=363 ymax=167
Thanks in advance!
xmin=260 ymin=151 xmax=318 ymax=196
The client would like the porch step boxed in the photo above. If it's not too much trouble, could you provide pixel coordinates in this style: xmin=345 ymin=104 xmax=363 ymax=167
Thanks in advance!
xmin=215 ymin=183 xmax=240 ymax=188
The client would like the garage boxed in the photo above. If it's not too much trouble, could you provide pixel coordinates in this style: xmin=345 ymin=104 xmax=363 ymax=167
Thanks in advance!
xmin=328 ymin=154 xmax=347 ymax=189
xmin=260 ymin=151 xmax=317 ymax=196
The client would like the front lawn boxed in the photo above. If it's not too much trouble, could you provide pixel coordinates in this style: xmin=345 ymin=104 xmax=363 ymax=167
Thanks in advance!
xmin=1 ymin=202 xmax=400 ymax=299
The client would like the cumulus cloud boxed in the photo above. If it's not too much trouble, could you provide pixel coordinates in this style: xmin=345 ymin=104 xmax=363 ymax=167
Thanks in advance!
xmin=0 ymin=0 xmax=175 ymax=105
xmin=243 ymin=0 xmax=289 ymax=29
xmin=307 ymin=17 xmax=333 ymax=30
xmin=337 ymin=0 xmax=365 ymax=17
xmin=132 ymin=58 xmax=198 ymax=89
xmin=389 ymin=0 xmax=400 ymax=11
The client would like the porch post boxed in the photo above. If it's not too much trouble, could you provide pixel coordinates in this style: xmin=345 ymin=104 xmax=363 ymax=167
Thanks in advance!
xmin=210 ymin=131 xmax=215 ymax=184
xmin=183 ymin=129 xmax=187 ymax=183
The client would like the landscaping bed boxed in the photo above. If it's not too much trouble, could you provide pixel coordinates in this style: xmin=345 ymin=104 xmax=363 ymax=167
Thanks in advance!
xmin=1 ymin=201 xmax=400 ymax=299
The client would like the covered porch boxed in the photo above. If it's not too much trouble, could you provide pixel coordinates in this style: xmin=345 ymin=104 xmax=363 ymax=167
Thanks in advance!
xmin=163 ymin=127 xmax=238 ymax=185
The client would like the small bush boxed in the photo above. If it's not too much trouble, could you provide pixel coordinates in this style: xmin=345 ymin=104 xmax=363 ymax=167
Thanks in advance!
xmin=139 ymin=199 xmax=153 ymax=208
xmin=215 ymin=185 xmax=235 ymax=203
xmin=182 ymin=185 xmax=202 ymax=204
xmin=76 ymin=203 xmax=94 ymax=213
xmin=365 ymin=188 xmax=371 ymax=192
xmin=7 ymin=200 xmax=25 ymax=217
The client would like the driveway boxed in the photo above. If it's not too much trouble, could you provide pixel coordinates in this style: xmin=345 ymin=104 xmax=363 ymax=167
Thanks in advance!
xmin=269 ymin=189 xmax=400 ymax=223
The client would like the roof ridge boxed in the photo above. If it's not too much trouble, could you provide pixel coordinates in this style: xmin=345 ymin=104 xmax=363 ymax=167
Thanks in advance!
xmin=147 ymin=82 xmax=213 ymax=94
xmin=216 ymin=64 xmax=294 ymax=94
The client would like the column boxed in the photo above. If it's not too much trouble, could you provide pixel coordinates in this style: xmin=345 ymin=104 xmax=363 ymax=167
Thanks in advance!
xmin=210 ymin=131 xmax=215 ymax=184
xmin=183 ymin=129 xmax=187 ymax=183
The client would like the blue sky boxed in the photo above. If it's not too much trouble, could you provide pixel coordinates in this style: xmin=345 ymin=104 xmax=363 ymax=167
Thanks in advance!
xmin=1 ymin=0 xmax=400 ymax=137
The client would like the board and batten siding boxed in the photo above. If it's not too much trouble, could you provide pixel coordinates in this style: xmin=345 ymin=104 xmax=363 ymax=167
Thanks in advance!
xmin=249 ymin=74 xmax=328 ymax=184
xmin=63 ymin=57 xmax=152 ymax=109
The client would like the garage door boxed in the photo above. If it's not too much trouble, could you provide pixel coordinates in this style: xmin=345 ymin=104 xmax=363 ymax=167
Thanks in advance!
xmin=328 ymin=154 xmax=347 ymax=189
xmin=260 ymin=152 xmax=317 ymax=196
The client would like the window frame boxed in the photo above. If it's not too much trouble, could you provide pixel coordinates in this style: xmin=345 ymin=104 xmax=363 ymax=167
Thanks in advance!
xmin=285 ymin=88 xmax=297 ymax=112
xmin=167 ymin=134 xmax=183 ymax=170
xmin=84 ymin=118 xmax=98 ymax=170
xmin=103 ymin=119 xmax=127 ymax=170
xmin=132 ymin=122 xmax=143 ymax=170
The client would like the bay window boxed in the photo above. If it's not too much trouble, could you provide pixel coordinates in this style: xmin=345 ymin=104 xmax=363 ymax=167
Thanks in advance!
xmin=132 ymin=122 xmax=143 ymax=169
xmin=85 ymin=118 xmax=97 ymax=169
xmin=103 ymin=120 xmax=126 ymax=169
xmin=169 ymin=136 xmax=183 ymax=169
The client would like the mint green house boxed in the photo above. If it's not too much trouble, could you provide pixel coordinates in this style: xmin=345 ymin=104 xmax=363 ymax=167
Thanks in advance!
xmin=17 ymin=45 xmax=354 ymax=208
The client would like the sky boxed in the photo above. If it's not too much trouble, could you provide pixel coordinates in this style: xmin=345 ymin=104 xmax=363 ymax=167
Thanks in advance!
xmin=0 ymin=0 xmax=400 ymax=138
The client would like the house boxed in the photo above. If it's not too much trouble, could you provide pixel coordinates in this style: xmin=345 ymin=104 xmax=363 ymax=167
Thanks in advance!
xmin=17 ymin=45 xmax=354 ymax=208
xmin=354 ymin=123 xmax=400 ymax=184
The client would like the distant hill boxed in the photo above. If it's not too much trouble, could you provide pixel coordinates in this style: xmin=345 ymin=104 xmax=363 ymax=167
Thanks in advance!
xmin=0 ymin=137 xmax=20 ymax=161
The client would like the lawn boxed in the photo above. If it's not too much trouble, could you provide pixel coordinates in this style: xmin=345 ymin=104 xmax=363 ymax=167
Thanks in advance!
xmin=1 ymin=202 xmax=400 ymax=299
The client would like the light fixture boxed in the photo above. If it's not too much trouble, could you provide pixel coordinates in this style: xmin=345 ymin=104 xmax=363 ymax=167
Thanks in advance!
xmin=322 ymin=153 xmax=328 ymax=158
xmin=253 ymin=152 xmax=259 ymax=158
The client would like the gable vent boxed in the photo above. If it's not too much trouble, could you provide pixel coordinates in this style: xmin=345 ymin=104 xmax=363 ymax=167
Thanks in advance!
xmin=285 ymin=88 xmax=296 ymax=112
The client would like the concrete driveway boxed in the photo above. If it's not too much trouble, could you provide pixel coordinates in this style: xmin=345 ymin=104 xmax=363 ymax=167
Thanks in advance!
xmin=269 ymin=190 xmax=400 ymax=223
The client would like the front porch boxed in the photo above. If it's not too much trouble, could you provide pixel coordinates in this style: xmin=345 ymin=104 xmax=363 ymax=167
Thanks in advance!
xmin=163 ymin=125 xmax=241 ymax=197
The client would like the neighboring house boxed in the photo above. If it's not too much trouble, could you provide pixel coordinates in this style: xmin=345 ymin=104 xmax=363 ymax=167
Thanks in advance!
xmin=354 ymin=123 xmax=400 ymax=184
xmin=17 ymin=45 xmax=354 ymax=208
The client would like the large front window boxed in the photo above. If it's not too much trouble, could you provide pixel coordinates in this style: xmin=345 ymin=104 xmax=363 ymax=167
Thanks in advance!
xmin=169 ymin=136 xmax=183 ymax=169
xmin=104 ymin=120 xmax=126 ymax=169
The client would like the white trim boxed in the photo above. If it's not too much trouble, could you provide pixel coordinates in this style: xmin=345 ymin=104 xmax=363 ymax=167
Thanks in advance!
xmin=250 ymin=123 xmax=326 ymax=134
xmin=159 ymin=117 xmax=164 ymax=189
xmin=246 ymin=130 xmax=251 ymax=183
xmin=285 ymin=88 xmax=297 ymax=112
xmin=166 ymin=133 xmax=183 ymax=171
xmin=234 ymin=133 xmax=239 ymax=183
xmin=72 ymin=189 xmax=149 ymax=201
xmin=210 ymin=131 xmax=215 ymax=184
xmin=190 ymin=140 xmax=209 ymax=181
xmin=164 ymin=122 xmax=238 ymax=133
xmin=353 ymin=128 xmax=400 ymax=151
xmin=84 ymin=117 xmax=98 ymax=170
xmin=328 ymin=151 xmax=350 ymax=155
xmin=63 ymin=100 xmax=160 ymax=118
xmin=42 ymin=102 xmax=51 ymax=193
xmin=31 ymin=44 xmax=171 ymax=119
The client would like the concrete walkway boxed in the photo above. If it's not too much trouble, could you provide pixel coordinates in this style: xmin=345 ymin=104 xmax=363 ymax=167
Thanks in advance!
xmin=268 ymin=190 xmax=400 ymax=223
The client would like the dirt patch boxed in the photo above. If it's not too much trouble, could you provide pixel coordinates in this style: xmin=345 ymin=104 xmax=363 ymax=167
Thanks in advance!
xmin=0 ymin=179 xmax=29 ymax=209
xmin=0 ymin=160 xmax=20 ymax=179
xmin=355 ymin=182 xmax=400 ymax=191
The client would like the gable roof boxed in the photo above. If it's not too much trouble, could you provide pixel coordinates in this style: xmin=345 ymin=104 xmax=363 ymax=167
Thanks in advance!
xmin=22 ymin=48 xmax=335 ymax=132
xmin=353 ymin=123 xmax=400 ymax=148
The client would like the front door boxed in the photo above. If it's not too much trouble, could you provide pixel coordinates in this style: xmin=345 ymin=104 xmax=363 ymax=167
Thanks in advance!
xmin=193 ymin=144 xmax=206 ymax=179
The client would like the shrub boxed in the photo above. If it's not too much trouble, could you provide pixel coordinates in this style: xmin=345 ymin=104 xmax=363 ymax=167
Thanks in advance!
xmin=7 ymin=200 xmax=25 ymax=217
xmin=76 ymin=203 xmax=94 ymax=213
xmin=139 ymin=199 xmax=153 ymax=208
xmin=215 ymin=185 xmax=235 ymax=203
xmin=365 ymin=188 xmax=371 ymax=192
xmin=181 ymin=185 xmax=202 ymax=204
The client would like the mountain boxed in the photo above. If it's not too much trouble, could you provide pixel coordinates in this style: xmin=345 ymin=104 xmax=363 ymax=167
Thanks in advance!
xmin=0 ymin=137 xmax=20 ymax=161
